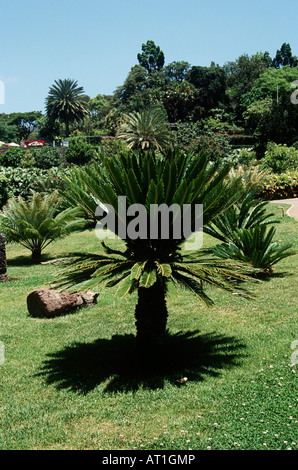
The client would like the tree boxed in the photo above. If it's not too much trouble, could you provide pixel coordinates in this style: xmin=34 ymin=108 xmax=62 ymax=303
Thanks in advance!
xmin=0 ymin=234 xmax=8 ymax=282
xmin=54 ymin=149 xmax=255 ymax=361
xmin=116 ymin=109 xmax=174 ymax=152
xmin=7 ymin=111 xmax=43 ymax=140
xmin=137 ymin=40 xmax=165 ymax=74
xmin=113 ymin=65 xmax=148 ymax=108
xmin=224 ymin=53 xmax=270 ymax=120
xmin=164 ymin=61 xmax=191 ymax=82
xmin=186 ymin=64 xmax=227 ymax=114
xmin=45 ymin=79 xmax=89 ymax=137
xmin=0 ymin=192 xmax=85 ymax=263
xmin=272 ymin=43 xmax=298 ymax=68
xmin=158 ymin=81 xmax=198 ymax=122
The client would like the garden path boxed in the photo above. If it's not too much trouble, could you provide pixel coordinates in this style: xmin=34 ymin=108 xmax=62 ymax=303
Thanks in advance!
xmin=271 ymin=198 xmax=298 ymax=221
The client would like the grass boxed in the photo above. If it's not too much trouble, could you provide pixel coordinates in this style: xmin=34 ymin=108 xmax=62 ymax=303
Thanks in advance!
xmin=0 ymin=202 xmax=297 ymax=450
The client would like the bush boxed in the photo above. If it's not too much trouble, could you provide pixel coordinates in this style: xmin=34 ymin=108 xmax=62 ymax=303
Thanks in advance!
xmin=0 ymin=167 xmax=68 ymax=200
xmin=222 ymin=147 xmax=257 ymax=168
xmin=211 ymin=225 xmax=294 ymax=275
xmin=257 ymin=171 xmax=298 ymax=200
xmin=260 ymin=142 xmax=298 ymax=174
xmin=187 ymin=133 xmax=232 ymax=161
xmin=29 ymin=146 xmax=62 ymax=169
xmin=0 ymin=146 xmax=63 ymax=169
xmin=0 ymin=148 xmax=25 ymax=167
xmin=65 ymin=140 xmax=96 ymax=165
xmin=0 ymin=173 xmax=8 ymax=208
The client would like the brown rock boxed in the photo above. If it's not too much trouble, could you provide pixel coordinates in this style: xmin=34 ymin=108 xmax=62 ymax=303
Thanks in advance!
xmin=27 ymin=288 xmax=84 ymax=318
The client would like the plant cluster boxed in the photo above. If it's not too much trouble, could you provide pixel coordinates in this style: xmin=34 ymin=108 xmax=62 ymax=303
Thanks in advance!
xmin=257 ymin=171 xmax=298 ymax=200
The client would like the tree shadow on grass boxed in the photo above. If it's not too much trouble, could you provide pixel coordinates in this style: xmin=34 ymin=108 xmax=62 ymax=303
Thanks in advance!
xmin=36 ymin=330 xmax=247 ymax=394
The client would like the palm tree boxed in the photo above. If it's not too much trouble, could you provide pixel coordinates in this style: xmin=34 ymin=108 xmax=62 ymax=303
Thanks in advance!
xmin=55 ymin=149 xmax=257 ymax=360
xmin=116 ymin=109 xmax=174 ymax=152
xmin=0 ymin=192 xmax=85 ymax=263
xmin=0 ymin=234 xmax=8 ymax=282
xmin=45 ymin=79 xmax=89 ymax=137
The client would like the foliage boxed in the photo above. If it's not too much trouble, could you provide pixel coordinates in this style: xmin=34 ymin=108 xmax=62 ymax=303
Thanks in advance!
xmin=0 ymin=166 xmax=67 ymax=200
xmin=204 ymin=191 xmax=278 ymax=245
xmin=186 ymin=64 xmax=227 ymax=114
xmin=0 ymin=192 xmax=85 ymax=263
xmin=0 ymin=147 xmax=25 ymax=167
xmin=137 ymin=40 xmax=165 ymax=74
xmin=272 ymin=42 xmax=298 ymax=68
xmin=0 ymin=118 xmax=19 ymax=142
xmin=0 ymin=173 xmax=8 ymax=208
xmin=52 ymin=148 xmax=258 ymax=358
xmin=260 ymin=142 xmax=298 ymax=174
xmin=45 ymin=79 xmax=89 ymax=137
xmin=164 ymin=61 xmax=191 ymax=82
xmin=116 ymin=109 xmax=174 ymax=152
xmin=257 ymin=171 xmax=298 ymax=200
xmin=187 ymin=132 xmax=232 ymax=161
xmin=223 ymin=147 xmax=257 ymax=168
xmin=6 ymin=111 xmax=43 ymax=140
xmin=211 ymin=224 xmax=294 ymax=274
xmin=65 ymin=139 xmax=96 ymax=165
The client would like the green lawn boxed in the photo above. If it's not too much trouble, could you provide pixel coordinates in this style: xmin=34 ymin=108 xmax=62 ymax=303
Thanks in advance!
xmin=0 ymin=203 xmax=297 ymax=450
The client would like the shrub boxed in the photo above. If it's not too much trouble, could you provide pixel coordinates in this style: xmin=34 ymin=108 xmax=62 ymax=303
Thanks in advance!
xmin=0 ymin=167 xmax=68 ymax=200
xmin=29 ymin=146 xmax=62 ymax=169
xmin=260 ymin=142 xmax=298 ymax=174
xmin=257 ymin=171 xmax=298 ymax=200
xmin=65 ymin=140 xmax=96 ymax=165
xmin=211 ymin=225 xmax=294 ymax=275
xmin=0 ymin=173 xmax=8 ymax=208
xmin=187 ymin=133 xmax=232 ymax=161
xmin=0 ymin=192 xmax=85 ymax=263
xmin=0 ymin=148 xmax=25 ymax=167
xmin=222 ymin=147 xmax=257 ymax=168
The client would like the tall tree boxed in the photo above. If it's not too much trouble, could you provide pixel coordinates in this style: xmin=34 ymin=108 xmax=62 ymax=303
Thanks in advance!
xmin=186 ymin=64 xmax=227 ymax=114
xmin=137 ymin=40 xmax=165 ymax=74
xmin=45 ymin=79 xmax=89 ymax=137
xmin=272 ymin=43 xmax=298 ymax=68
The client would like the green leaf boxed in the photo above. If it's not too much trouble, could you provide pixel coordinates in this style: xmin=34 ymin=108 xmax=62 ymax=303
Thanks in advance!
xmin=155 ymin=261 xmax=172 ymax=278
xmin=139 ymin=266 xmax=157 ymax=288
xmin=130 ymin=261 xmax=147 ymax=280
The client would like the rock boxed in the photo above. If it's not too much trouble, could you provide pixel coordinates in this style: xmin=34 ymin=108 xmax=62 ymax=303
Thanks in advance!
xmin=27 ymin=288 xmax=84 ymax=318
xmin=79 ymin=290 xmax=99 ymax=305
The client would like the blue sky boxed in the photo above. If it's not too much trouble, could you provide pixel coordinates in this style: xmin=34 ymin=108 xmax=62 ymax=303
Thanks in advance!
xmin=1 ymin=0 xmax=297 ymax=114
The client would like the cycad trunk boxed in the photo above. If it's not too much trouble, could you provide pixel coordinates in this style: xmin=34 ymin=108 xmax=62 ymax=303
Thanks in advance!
xmin=0 ymin=234 xmax=8 ymax=282
xmin=31 ymin=246 xmax=42 ymax=264
xmin=134 ymin=280 xmax=168 ymax=361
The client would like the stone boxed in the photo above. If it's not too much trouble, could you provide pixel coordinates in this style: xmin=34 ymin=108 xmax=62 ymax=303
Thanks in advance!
xmin=27 ymin=288 xmax=84 ymax=318
xmin=79 ymin=290 xmax=99 ymax=305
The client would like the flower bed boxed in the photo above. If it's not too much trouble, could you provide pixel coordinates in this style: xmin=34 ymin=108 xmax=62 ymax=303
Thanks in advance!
xmin=257 ymin=171 xmax=298 ymax=200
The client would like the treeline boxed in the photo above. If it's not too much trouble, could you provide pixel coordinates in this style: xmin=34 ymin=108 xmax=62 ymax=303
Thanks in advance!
xmin=1 ymin=41 xmax=298 ymax=157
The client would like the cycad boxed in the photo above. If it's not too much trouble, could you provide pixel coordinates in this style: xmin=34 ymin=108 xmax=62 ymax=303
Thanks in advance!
xmin=0 ymin=192 xmax=85 ymax=263
xmin=116 ymin=109 xmax=174 ymax=152
xmin=204 ymin=191 xmax=294 ymax=274
xmin=55 ymin=148 xmax=258 ymax=356
xmin=204 ymin=191 xmax=278 ymax=244
xmin=211 ymin=225 xmax=294 ymax=274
